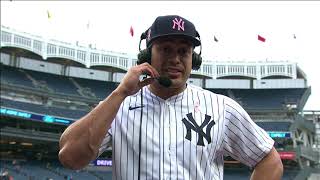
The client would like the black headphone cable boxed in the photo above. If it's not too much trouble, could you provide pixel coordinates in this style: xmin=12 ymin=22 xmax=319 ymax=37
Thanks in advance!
xmin=138 ymin=77 xmax=145 ymax=180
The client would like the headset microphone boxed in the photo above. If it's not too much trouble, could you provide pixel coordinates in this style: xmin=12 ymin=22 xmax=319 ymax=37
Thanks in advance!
xmin=156 ymin=76 xmax=172 ymax=87
xmin=142 ymin=74 xmax=172 ymax=88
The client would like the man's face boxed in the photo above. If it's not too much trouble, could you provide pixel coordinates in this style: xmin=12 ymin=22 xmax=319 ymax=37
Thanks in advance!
xmin=151 ymin=37 xmax=193 ymax=88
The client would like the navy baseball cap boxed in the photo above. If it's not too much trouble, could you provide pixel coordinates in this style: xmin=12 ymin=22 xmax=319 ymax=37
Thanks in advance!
xmin=145 ymin=15 xmax=201 ymax=48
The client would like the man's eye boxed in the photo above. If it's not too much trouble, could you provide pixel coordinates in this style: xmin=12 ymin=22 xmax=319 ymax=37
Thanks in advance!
xmin=179 ymin=48 xmax=189 ymax=56
xmin=162 ymin=47 xmax=171 ymax=54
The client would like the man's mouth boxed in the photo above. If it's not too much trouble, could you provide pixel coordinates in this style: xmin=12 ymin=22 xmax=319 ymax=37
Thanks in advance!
xmin=165 ymin=67 xmax=182 ymax=78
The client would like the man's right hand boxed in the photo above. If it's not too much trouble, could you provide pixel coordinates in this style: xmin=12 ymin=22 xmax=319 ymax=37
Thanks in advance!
xmin=115 ymin=62 xmax=159 ymax=97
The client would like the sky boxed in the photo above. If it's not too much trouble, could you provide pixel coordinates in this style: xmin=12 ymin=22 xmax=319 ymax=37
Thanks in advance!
xmin=1 ymin=1 xmax=319 ymax=111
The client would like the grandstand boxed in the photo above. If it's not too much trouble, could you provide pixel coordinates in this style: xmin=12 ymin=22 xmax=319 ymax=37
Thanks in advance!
xmin=1 ymin=25 xmax=319 ymax=180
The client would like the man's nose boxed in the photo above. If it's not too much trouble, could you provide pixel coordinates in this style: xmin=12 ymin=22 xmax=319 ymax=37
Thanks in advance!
xmin=167 ymin=51 xmax=181 ymax=63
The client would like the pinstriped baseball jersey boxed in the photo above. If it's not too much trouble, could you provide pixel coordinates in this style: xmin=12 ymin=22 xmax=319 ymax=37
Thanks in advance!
xmin=98 ymin=84 xmax=274 ymax=180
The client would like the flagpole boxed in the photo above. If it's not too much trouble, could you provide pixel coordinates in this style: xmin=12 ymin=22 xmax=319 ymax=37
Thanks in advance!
xmin=42 ymin=9 xmax=52 ymax=60
xmin=292 ymin=34 xmax=299 ymax=62
xmin=46 ymin=10 xmax=52 ymax=40
xmin=86 ymin=20 xmax=91 ymax=48
xmin=257 ymin=34 xmax=267 ymax=62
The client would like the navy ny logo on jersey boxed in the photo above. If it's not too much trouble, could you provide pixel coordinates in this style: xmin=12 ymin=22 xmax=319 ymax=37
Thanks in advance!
xmin=182 ymin=113 xmax=215 ymax=146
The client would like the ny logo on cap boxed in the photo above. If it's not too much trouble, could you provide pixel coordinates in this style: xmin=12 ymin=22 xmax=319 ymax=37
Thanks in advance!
xmin=172 ymin=17 xmax=185 ymax=31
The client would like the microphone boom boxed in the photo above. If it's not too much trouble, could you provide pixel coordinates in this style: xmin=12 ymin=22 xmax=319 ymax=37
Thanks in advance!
xmin=157 ymin=76 xmax=172 ymax=87
xmin=141 ymin=74 xmax=172 ymax=87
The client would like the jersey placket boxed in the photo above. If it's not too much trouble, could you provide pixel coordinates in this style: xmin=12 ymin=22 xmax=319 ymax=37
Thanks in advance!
xmin=158 ymin=100 xmax=166 ymax=179
xmin=168 ymin=100 xmax=178 ymax=179
xmin=161 ymin=99 xmax=175 ymax=180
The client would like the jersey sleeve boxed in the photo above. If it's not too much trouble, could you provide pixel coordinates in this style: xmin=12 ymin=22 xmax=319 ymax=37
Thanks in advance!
xmin=222 ymin=96 xmax=274 ymax=168
xmin=97 ymin=121 xmax=115 ymax=157
xmin=97 ymin=132 xmax=112 ymax=157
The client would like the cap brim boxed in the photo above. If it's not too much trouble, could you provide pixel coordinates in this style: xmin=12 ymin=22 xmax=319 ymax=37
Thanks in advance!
xmin=148 ymin=33 xmax=201 ymax=47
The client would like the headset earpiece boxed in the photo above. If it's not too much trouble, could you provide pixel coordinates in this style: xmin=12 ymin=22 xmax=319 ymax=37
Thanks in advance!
xmin=137 ymin=48 xmax=151 ymax=65
xmin=192 ymin=31 xmax=202 ymax=70
xmin=137 ymin=30 xmax=151 ymax=65
xmin=192 ymin=52 xmax=202 ymax=70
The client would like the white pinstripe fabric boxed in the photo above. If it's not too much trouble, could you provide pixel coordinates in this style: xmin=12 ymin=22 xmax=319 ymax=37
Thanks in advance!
xmin=98 ymin=84 xmax=274 ymax=180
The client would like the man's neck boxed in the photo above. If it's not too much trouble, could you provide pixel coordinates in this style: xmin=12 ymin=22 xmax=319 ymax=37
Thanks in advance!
xmin=148 ymin=83 xmax=187 ymax=100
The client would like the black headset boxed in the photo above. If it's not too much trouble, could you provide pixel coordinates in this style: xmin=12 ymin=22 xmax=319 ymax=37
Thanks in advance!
xmin=137 ymin=31 xmax=203 ymax=70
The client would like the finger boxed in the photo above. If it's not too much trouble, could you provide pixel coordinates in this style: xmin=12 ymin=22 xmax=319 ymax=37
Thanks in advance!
xmin=138 ymin=77 xmax=155 ymax=88
xmin=139 ymin=63 xmax=159 ymax=78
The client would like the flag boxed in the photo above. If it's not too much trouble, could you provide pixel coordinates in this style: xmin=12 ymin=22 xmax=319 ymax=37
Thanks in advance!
xmin=214 ymin=35 xmax=218 ymax=42
xmin=47 ymin=10 xmax=51 ymax=19
xmin=130 ymin=26 xmax=134 ymax=37
xmin=258 ymin=35 xmax=266 ymax=42
xmin=86 ymin=21 xmax=90 ymax=29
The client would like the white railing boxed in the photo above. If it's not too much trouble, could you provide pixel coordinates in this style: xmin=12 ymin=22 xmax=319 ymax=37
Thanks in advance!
xmin=1 ymin=25 xmax=298 ymax=80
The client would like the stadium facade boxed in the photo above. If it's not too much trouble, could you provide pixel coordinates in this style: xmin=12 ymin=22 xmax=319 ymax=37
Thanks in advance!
xmin=1 ymin=25 xmax=319 ymax=180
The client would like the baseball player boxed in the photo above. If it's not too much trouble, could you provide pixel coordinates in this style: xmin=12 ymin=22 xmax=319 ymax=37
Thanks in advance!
xmin=59 ymin=15 xmax=283 ymax=180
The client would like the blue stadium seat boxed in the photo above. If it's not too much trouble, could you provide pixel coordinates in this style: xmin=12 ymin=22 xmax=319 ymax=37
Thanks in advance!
xmin=209 ymin=88 xmax=306 ymax=111
xmin=26 ymin=70 xmax=80 ymax=96
xmin=1 ymin=65 xmax=35 ymax=88
xmin=1 ymin=160 xmax=108 ymax=180
xmin=256 ymin=121 xmax=292 ymax=131
xmin=73 ymin=77 xmax=118 ymax=99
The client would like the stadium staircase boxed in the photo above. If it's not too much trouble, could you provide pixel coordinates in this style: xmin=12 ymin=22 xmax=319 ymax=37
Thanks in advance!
xmin=69 ymin=77 xmax=97 ymax=98
xmin=290 ymin=112 xmax=320 ymax=179
xmin=22 ymin=69 xmax=54 ymax=93
xmin=291 ymin=115 xmax=319 ymax=163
